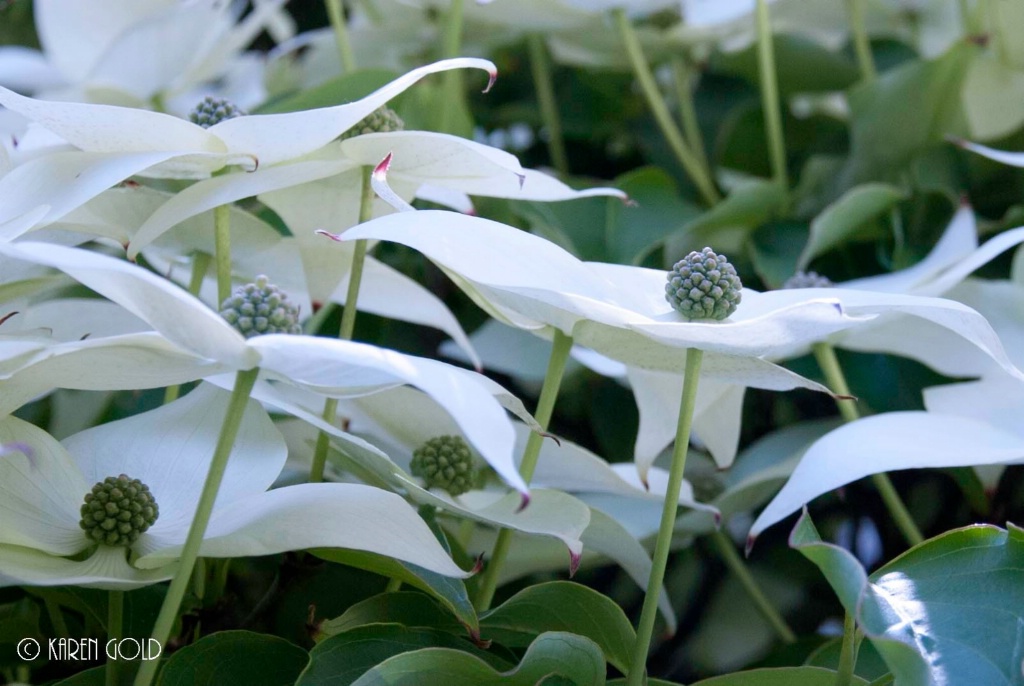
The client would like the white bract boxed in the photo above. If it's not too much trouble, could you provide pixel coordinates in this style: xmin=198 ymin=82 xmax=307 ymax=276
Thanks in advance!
xmin=0 ymin=383 xmax=468 ymax=589
xmin=0 ymin=241 xmax=530 ymax=497
xmin=0 ymin=58 xmax=496 ymax=230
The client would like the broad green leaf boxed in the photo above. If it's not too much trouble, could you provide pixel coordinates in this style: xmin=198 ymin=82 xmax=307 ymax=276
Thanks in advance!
xmin=480 ymin=581 xmax=635 ymax=674
xmin=689 ymin=666 xmax=869 ymax=685
xmin=798 ymin=184 xmax=905 ymax=270
xmin=345 ymin=631 xmax=605 ymax=686
xmin=605 ymin=167 xmax=700 ymax=265
xmin=711 ymin=35 xmax=860 ymax=96
xmin=311 ymin=549 xmax=479 ymax=638
xmin=664 ymin=179 xmax=787 ymax=263
xmin=296 ymin=624 xmax=509 ymax=686
xmin=157 ymin=631 xmax=307 ymax=686
xmin=0 ymin=598 xmax=42 ymax=644
xmin=792 ymin=511 xmax=1024 ymax=686
xmin=961 ymin=54 xmax=1024 ymax=140
xmin=256 ymin=68 xmax=399 ymax=114
xmin=749 ymin=221 xmax=808 ymax=289
xmin=317 ymin=592 xmax=467 ymax=640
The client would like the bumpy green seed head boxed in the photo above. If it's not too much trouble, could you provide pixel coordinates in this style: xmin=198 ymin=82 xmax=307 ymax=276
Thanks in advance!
xmin=410 ymin=435 xmax=477 ymax=496
xmin=781 ymin=270 xmax=833 ymax=289
xmin=79 ymin=474 xmax=159 ymax=547
xmin=339 ymin=106 xmax=405 ymax=140
xmin=188 ymin=96 xmax=246 ymax=128
xmin=219 ymin=275 xmax=302 ymax=338
xmin=665 ymin=247 xmax=743 ymax=321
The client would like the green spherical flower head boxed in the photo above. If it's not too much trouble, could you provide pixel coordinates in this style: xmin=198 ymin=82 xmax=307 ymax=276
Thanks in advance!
xmin=410 ymin=435 xmax=477 ymax=496
xmin=188 ymin=96 xmax=246 ymax=128
xmin=665 ymin=247 xmax=742 ymax=321
xmin=339 ymin=106 xmax=405 ymax=140
xmin=79 ymin=474 xmax=159 ymax=547
xmin=781 ymin=270 xmax=833 ymax=289
xmin=219 ymin=275 xmax=302 ymax=338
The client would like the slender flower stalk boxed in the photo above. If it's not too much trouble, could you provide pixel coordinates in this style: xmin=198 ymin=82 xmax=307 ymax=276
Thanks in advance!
xmin=709 ymin=529 xmax=796 ymax=643
xmin=309 ymin=166 xmax=375 ymax=484
xmin=846 ymin=0 xmax=876 ymax=83
xmin=611 ymin=8 xmax=720 ymax=206
xmin=325 ymin=0 xmax=357 ymax=73
xmin=811 ymin=342 xmax=924 ymax=546
xmin=475 ymin=329 xmax=574 ymax=611
xmin=106 ymin=591 xmax=123 ymax=686
xmin=134 ymin=367 xmax=260 ymax=686
xmin=835 ymin=611 xmax=859 ymax=686
xmin=670 ymin=56 xmax=710 ymax=182
xmin=528 ymin=34 xmax=569 ymax=176
xmin=755 ymin=0 xmax=788 ymax=189
xmin=436 ymin=0 xmax=467 ymax=134
xmin=626 ymin=348 xmax=704 ymax=685
xmin=214 ymin=204 xmax=232 ymax=305
xmin=45 ymin=597 xmax=70 ymax=640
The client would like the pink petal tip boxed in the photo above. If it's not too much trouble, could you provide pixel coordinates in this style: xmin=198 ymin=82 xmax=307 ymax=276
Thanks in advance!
xmin=568 ymin=550 xmax=581 ymax=577
xmin=483 ymin=69 xmax=497 ymax=94
xmin=315 ymin=229 xmax=344 ymax=242
xmin=515 ymin=491 xmax=531 ymax=513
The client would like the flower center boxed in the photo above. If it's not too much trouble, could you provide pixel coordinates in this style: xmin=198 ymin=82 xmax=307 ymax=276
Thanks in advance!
xmin=781 ymin=270 xmax=834 ymax=289
xmin=188 ymin=96 xmax=246 ymax=128
xmin=79 ymin=474 xmax=159 ymax=547
xmin=411 ymin=435 xmax=477 ymax=496
xmin=219 ymin=275 xmax=302 ymax=338
xmin=665 ymin=247 xmax=742 ymax=320
xmin=340 ymin=106 xmax=405 ymax=140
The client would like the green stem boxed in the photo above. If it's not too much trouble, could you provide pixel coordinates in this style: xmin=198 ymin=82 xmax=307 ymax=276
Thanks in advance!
xmin=214 ymin=204 xmax=232 ymax=306
xmin=164 ymin=252 xmax=211 ymax=405
xmin=475 ymin=330 xmax=574 ymax=611
xmin=325 ymin=0 xmax=357 ymax=72
xmin=755 ymin=0 xmax=788 ymax=189
xmin=611 ymin=8 xmax=720 ymax=206
xmin=626 ymin=348 xmax=704 ymax=685
xmin=309 ymin=167 xmax=374 ymax=484
xmin=811 ymin=343 xmax=924 ymax=546
xmin=527 ymin=34 xmax=569 ymax=176
xmin=834 ymin=611 xmax=858 ymax=686
xmin=106 ymin=591 xmax=123 ymax=686
xmin=847 ymin=0 xmax=876 ymax=83
xmin=436 ymin=0 xmax=466 ymax=134
xmin=44 ymin=596 xmax=70 ymax=639
xmin=384 ymin=577 xmax=403 ymax=593
xmin=670 ymin=56 xmax=710 ymax=180
xmin=134 ymin=367 xmax=260 ymax=686
xmin=710 ymin=529 xmax=796 ymax=643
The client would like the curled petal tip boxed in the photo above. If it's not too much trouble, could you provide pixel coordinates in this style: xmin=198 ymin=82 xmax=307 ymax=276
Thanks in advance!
xmin=945 ymin=134 xmax=967 ymax=148
xmin=515 ymin=491 xmax=531 ymax=513
xmin=744 ymin=535 xmax=756 ymax=558
xmin=483 ymin=68 xmax=497 ymax=94
xmin=958 ymin=193 xmax=972 ymax=208
xmin=713 ymin=511 xmax=722 ymax=528
xmin=540 ymin=431 xmax=561 ymax=447
xmin=315 ymin=228 xmax=344 ymax=242
xmin=623 ymin=196 xmax=638 ymax=208
xmin=373 ymin=151 xmax=394 ymax=178
xmin=568 ymin=550 xmax=581 ymax=577
xmin=0 ymin=311 xmax=18 ymax=327
xmin=516 ymin=173 xmax=525 ymax=190
xmin=834 ymin=393 xmax=857 ymax=402
xmin=472 ymin=552 xmax=485 ymax=575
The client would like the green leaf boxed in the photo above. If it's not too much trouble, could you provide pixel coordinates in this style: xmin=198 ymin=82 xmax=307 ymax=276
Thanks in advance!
xmin=605 ymin=167 xmax=701 ymax=265
xmin=797 ymin=183 xmax=905 ymax=269
xmin=256 ymin=69 xmax=399 ymax=114
xmin=312 ymin=549 xmax=479 ymax=638
xmin=480 ymin=581 xmax=635 ymax=674
xmin=791 ymin=511 xmax=1024 ymax=686
xmin=664 ymin=179 xmax=787 ymax=264
xmin=297 ymin=624 xmax=510 ymax=686
xmin=0 ymin=598 xmax=42 ymax=644
xmin=689 ymin=666 xmax=870 ymax=685
xmin=749 ymin=221 xmax=809 ymax=289
xmin=962 ymin=54 xmax=1024 ymax=140
xmin=157 ymin=631 xmax=307 ymax=686
xmin=317 ymin=592 xmax=467 ymax=640
xmin=340 ymin=631 xmax=605 ymax=686
xmin=711 ymin=35 xmax=860 ymax=96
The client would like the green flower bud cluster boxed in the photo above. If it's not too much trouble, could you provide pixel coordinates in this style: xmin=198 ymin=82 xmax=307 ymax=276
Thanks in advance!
xmin=188 ymin=96 xmax=246 ymax=128
xmin=339 ymin=107 xmax=405 ymax=140
xmin=219 ymin=276 xmax=302 ymax=338
xmin=665 ymin=247 xmax=742 ymax=320
xmin=79 ymin=475 xmax=159 ymax=547
xmin=781 ymin=271 xmax=833 ymax=289
xmin=410 ymin=435 xmax=477 ymax=496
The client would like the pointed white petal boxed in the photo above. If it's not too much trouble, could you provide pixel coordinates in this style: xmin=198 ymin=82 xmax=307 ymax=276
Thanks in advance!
xmin=12 ymin=298 xmax=149 ymax=341
xmin=209 ymin=58 xmax=497 ymax=167
xmin=0 ymin=544 xmax=173 ymax=590
xmin=414 ymin=184 xmax=475 ymax=213
xmin=0 ymin=46 xmax=64 ymax=92
xmin=0 ymin=85 xmax=222 ymax=154
xmin=947 ymin=278 xmax=1024 ymax=369
xmin=953 ymin=139 xmax=1024 ymax=168
xmin=748 ymin=412 xmax=1024 ymax=541
xmin=924 ymin=376 xmax=1024 ymax=441
xmin=249 ymin=335 xmax=526 ymax=494
xmin=138 ymin=483 xmax=468 ymax=578
xmin=919 ymin=227 xmax=1024 ymax=297
xmin=129 ymin=158 xmax=352 ymax=258
xmin=0 ymin=206 xmax=50 ymax=243
xmin=63 ymin=384 xmax=285 ymax=541
xmin=0 ymin=242 xmax=255 ymax=368
xmin=0 ymin=416 xmax=88 ymax=555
